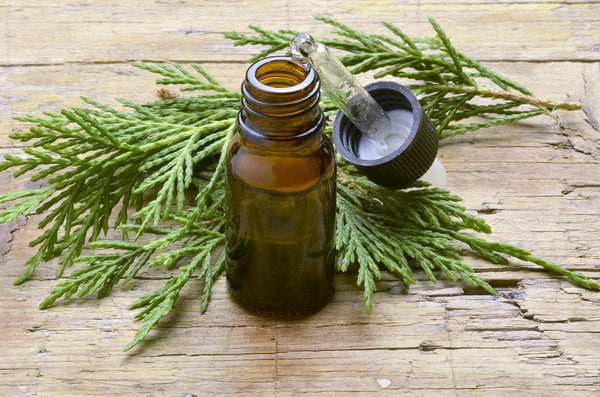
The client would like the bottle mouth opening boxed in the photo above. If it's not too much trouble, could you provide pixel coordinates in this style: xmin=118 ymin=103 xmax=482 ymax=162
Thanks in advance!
xmin=256 ymin=62 xmax=306 ymax=88
xmin=242 ymin=56 xmax=321 ymax=118
xmin=247 ymin=56 xmax=316 ymax=95
xmin=238 ymin=56 xmax=324 ymax=145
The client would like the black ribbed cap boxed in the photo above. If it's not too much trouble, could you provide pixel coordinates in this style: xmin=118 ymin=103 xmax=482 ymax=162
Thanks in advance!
xmin=332 ymin=81 xmax=439 ymax=189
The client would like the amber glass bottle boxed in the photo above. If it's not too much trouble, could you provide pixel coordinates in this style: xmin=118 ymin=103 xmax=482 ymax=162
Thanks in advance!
xmin=225 ymin=56 xmax=336 ymax=317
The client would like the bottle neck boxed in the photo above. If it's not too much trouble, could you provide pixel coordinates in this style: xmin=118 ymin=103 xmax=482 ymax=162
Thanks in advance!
xmin=238 ymin=56 xmax=324 ymax=148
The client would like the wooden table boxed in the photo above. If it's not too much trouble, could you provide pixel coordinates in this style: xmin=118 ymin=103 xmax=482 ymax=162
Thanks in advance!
xmin=2 ymin=1 xmax=600 ymax=395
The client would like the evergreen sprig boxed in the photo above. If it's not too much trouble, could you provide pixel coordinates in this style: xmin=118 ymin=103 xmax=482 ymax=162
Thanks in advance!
xmin=335 ymin=175 xmax=496 ymax=313
xmin=225 ymin=15 xmax=581 ymax=139
xmin=1 ymin=18 xmax=597 ymax=351
xmin=1 ymin=64 xmax=237 ymax=287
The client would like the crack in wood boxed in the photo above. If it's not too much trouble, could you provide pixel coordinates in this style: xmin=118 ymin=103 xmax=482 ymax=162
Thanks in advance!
xmin=0 ymin=215 xmax=26 ymax=256
xmin=582 ymin=63 xmax=600 ymax=132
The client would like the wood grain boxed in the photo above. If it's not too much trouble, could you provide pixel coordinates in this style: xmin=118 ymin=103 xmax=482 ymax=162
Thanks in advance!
xmin=2 ymin=1 xmax=600 ymax=395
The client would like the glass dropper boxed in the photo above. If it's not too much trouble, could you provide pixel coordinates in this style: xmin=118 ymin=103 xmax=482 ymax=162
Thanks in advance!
xmin=290 ymin=32 xmax=410 ymax=159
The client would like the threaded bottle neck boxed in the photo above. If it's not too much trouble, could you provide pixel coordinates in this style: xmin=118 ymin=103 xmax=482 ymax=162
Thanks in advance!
xmin=239 ymin=56 xmax=323 ymax=145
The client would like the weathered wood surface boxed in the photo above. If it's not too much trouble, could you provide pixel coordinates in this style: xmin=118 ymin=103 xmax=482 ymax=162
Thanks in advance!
xmin=2 ymin=1 xmax=600 ymax=395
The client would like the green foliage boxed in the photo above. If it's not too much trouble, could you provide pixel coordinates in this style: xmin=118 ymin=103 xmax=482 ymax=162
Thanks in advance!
xmin=1 ymin=64 xmax=237 ymax=287
xmin=226 ymin=15 xmax=580 ymax=140
xmin=1 ymin=63 xmax=236 ymax=350
xmin=1 ymin=18 xmax=596 ymax=351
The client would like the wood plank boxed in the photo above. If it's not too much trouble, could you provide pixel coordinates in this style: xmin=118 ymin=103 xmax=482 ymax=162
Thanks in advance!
xmin=4 ymin=272 xmax=600 ymax=395
xmin=3 ymin=1 xmax=600 ymax=65
xmin=2 ymin=1 xmax=600 ymax=395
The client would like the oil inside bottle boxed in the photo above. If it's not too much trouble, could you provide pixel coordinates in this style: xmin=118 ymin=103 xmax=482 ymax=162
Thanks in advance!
xmin=226 ymin=166 xmax=336 ymax=317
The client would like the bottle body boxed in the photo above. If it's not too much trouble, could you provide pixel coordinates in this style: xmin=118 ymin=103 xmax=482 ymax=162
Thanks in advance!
xmin=225 ymin=56 xmax=336 ymax=317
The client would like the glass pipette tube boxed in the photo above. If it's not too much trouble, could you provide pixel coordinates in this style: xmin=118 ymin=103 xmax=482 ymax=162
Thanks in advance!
xmin=290 ymin=33 xmax=410 ymax=158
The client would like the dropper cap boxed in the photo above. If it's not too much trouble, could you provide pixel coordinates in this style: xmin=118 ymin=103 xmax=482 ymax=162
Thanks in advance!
xmin=291 ymin=33 xmax=439 ymax=189
xmin=333 ymin=81 xmax=439 ymax=188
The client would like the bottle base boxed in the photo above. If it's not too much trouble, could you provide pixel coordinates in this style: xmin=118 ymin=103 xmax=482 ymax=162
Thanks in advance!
xmin=227 ymin=283 xmax=334 ymax=319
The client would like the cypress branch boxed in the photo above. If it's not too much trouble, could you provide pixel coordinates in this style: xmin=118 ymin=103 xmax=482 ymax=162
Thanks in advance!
xmin=1 ymin=17 xmax=596 ymax=350
xmin=226 ymin=15 xmax=581 ymax=138
xmin=416 ymin=84 xmax=581 ymax=111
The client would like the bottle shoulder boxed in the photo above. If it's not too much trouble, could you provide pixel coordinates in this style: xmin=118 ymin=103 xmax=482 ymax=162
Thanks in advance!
xmin=227 ymin=134 xmax=336 ymax=193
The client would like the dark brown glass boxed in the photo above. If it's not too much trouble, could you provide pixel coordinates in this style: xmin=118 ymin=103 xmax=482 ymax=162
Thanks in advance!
xmin=225 ymin=56 xmax=336 ymax=317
